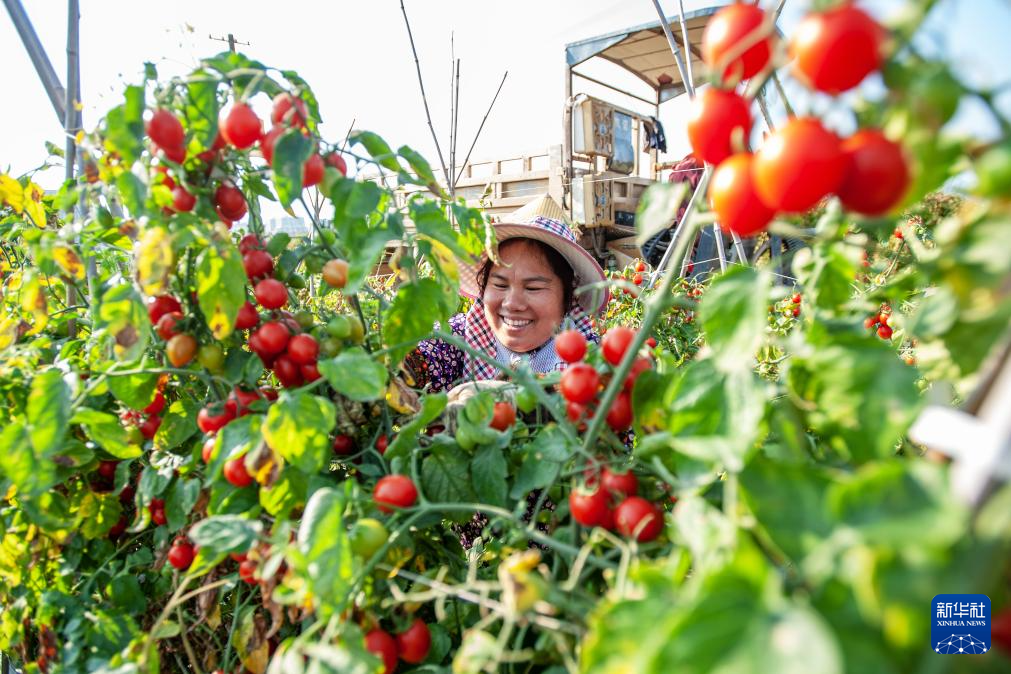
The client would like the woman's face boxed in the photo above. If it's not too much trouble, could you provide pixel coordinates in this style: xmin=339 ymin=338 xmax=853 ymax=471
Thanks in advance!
xmin=482 ymin=239 xmax=566 ymax=353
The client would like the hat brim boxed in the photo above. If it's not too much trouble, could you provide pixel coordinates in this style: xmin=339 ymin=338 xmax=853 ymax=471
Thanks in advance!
xmin=458 ymin=223 xmax=610 ymax=314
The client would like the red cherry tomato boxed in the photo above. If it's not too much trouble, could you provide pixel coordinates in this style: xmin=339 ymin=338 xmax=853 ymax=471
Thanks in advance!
xmin=272 ymin=354 xmax=304 ymax=389
xmin=753 ymin=117 xmax=847 ymax=213
xmin=254 ymin=278 xmax=288 ymax=309
xmin=259 ymin=125 xmax=284 ymax=165
xmin=623 ymin=356 xmax=652 ymax=392
xmin=155 ymin=311 xmax=184 ymax=341
xmin=555 ymin=329 xmax=587 ymax=363
xmin=171 ymin=186 xmax=196 ymax=212
xmin=790 ymin=4 xmax=885 ymax=94
xmin=238 ymin=558 xmax=257 ymax=584
xmin=375 ymin=434 xmax=389 ymax=454
xmin=214 ymin=183 xmax=248 ymax=221
xmin=271 ymin=93 xmax=308 ymax=128
xmin=300 ymin=362 xmax=321 ymax=382
xmin=167 ymin=539 xmax=195 ymax=570
xmin=396 ymin=618 xmax=432 ymax=664
xmin=601 ymin=327 xmax=636 ymax=366
xmin=605 ymin=392 xmax=634 ymax=432
xmin=235 ymin=300 xmax=260 ymax=330
xmin=333 ymin=434 xmax=355 ymax=455
xmin=146 ymin=109 xmax=185 ymax=151
xmin=97 ymin=460 xmax=119 ymax=481
xmin=566 ymin=400 xmax=588 ymax=423
xmin=489 ymin=401 xmax=516 ymax=431
xmin=601 ymin=467 xmax=638 ymax=498
xmin=614 ymin=497 xmax=664 ymax=542
xmin=254 ymin=321 xmax=291 ymax=356
xmin=709 ymin=153 xmax=775 ymax=237
xmin=302 ymin=153 xmax=325 ymax=188
xmin=702 ymin=2 xmax=775 ymax=83
xmin=221 ymin=103 xmax=262 ymax=149
xmin=139 ymin=414 xmax=162 ymax=440
xmin=364 ymin=629 xmax=398 ymax=674
xmin=836 ymin=129 xmax=911 ymax=216
xmin=373 ymin=474 xmax=418 ymax=513
xmin=149 ymin=498 xmax=167 ymax=526
xmin=325 ymin=152 xmax=348 ymax=176
xmin=286 ymin=334 xmax=319 ymax=365
xmin=877 ymin=324 xmax=893 ymax=340
xmin=197 ymin=402 xmax=236 ymax=434
xmin=223 ymin=456 xmax=253 ymax=488
xmin=569 ymin=486 xmax=610 ymax=527
xmin=229 ymin=387 xmax=261 ymax=416
xmin=202 ymin=436 xmax=216 ymax=463
xmin=147 ymin=295 xmax=182 ymax=324
xmin=238 ymin=234 xmax=264 ymax=255
xmin=242 ymin=249 xmax=274 ymax=281
xmin=635 ymin=260 xmax=646 ymax=273
xmin=143 ymin=391 xmax=166 ymax=415
xmin=687 ymin=87 xmax=752 ymax=165
xmin=560 ymin=363 xmax=600 ymax=404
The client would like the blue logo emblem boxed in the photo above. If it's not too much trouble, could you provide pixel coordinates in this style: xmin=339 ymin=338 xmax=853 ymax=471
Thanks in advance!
xmin=932 ymin=594 xmax=991 ymax=654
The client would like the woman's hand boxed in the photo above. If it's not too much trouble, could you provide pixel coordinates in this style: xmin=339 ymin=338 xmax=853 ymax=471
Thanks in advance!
xmin=446 ymin=379 xmax=515 ymax=406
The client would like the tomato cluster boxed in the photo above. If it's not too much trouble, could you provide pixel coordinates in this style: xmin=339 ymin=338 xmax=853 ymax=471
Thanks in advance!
xmin=569 ymin=467 xmax=665 ymax=542
xmin=864 ymin=302 xmax=894 ymax=340
xmin=696 ymin=2 xmax=910 ymax=237
xmin=365 ymin=618 xmax=432 ymax=673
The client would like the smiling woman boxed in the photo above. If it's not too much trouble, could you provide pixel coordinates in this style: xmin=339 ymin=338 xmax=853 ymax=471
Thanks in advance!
xmin=407 ymin=197 xmax=607 ymax=392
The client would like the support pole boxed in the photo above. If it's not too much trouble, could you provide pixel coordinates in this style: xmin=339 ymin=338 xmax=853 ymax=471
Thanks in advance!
xmin=65 ymin=0 xmax=82 ymax=339
xmin=4 ymin=0 xmax=67 ymax=123
xmin=647 ymin=167 xmax=710 ymax=289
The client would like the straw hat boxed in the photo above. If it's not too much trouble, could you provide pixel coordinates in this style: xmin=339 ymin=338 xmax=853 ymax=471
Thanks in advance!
xmin=459 ymin=195 xmax=609 ymax=314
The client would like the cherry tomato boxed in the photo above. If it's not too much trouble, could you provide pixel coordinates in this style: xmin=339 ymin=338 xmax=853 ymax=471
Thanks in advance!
xmin=243 ymin=249 xmax=274 ymax=281
xmin=143 ymin=391 xmax=166 ymax=415
xmin=254 ymin=278 xmax=288 ymax=309
xmin=555 ymin=329 xmax=587 ymax=363
xmin=560 ymin=363 xmax=600 ymax=404
xmin=147 ymin=295 xmax=182 ymax=324
xmin=287 ymin=334 xmax=319 ymax=365
xmin=254 ymin=321 xmax=291 ymax=356
xmin=238 ymin=558 xmax=257 ymax=584
xmin=687 ymin=87 xmax=752 ymax=165
xmin=166 ymin=334 xmax=198 ymax=367
xmin=260 ymin=125 xmax=284 ymax=165
xmin=602 ymin=327 xmax=636 ymax=366
xmin=515 ymin=388 xmax=538 ymax=413
xmin=635 ymin=260 xmax=647 ymax=273
xmin=753 ymin=117 xmax=847 ymax=213
xmin=702 ymin=2 xmax=775 ymax=83
xmin=235 ymin=300 xmax=260 ymax=330
xmin=271 ymin=93 xmax=308 ymax=128
xmin=566 ymin=400 xmax=588 ymax=423
xmin=489 ymin=401 xmax=517 ymax=431
xmin=214 ymin=184 xmax=248 ymax=221
xmin=792 ymin=293 xmax=802 ymax=304
xmin=202 ymin=436 xmax=216 ymax=463
xmin=349 ymin=518 xmax=389 ymax=558
xmin=623 ymin=356 xmax=652 ymax=392
xmin=223 ymin=456 xmax=253 ymax=488
xmin=601 ymin=467 xmax=638 ymax=498
xmin=155 ymin=311 xmax=184 ymax=341
xmin=364 ymin=629 xmax=398 ymax=674
xmin=221 ymin=103 xmax=262 ymax=149
xmin=790 ymin=4 xmax=884 ymax=94
xmin=167 ymin=539 xmax=195 ymax=570
xmin=97 ymin=460 xmax=119 ymax=481
xmin=877 ymin=324 xmax=893 ymax=340
xmin=146 ymin=110 xmax=185 ymax=151
xmin=325 ymin=152 xmax=348 ymax=176
xmin=710 ymin=153 xmax=776 ymax=237
xmin=149 ymin=498 xmax=167 ymax=526
xmin=605 ymin=392 xmax=634 ymax=432
xmin=238 ymin=234 xmax=264 ymax=255
xmin=197 ymin=344 xmax=225 ymax=373
xmin=197 ymin=402 xmax=236 ymax=434
xmin=108 ymin=515 xmax=128 ymax=539
xmin=139 ymin=414 xmax=162 ymax=440
xmin=333 ymin=434 xmax=355 ymax=455
xmin=373 ymin=474 xmax=417 ymax=513
xmin=396 ymin=619 xmax=432 ymax=664
xmin=375 ymin=434 xmax=389 ymax=454
xmin=159 ymin=142 xmax=186 ymax=164
xmin=836 ymin=129 xmax=911 ymax=216
xmin=323 ymin=259 xmax=349 ymax=288
xmin=302 ymin=153 xmax=325 ymax=188
xmin=569 ymin=486 xmax=610 ymax=527
xmin=614 ymin=497 xmax=664 ymax=542
xmin=273 ymin=354 xmax=304 ymax=388
xmin=171 ymin=186 xmax=196 ymax=212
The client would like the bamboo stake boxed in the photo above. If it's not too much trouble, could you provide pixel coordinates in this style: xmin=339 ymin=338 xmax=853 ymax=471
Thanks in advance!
xmin=399 ymin=0 xmax=450 ymax=183
xmin=452 ymin=71 xmax=508 ymax=189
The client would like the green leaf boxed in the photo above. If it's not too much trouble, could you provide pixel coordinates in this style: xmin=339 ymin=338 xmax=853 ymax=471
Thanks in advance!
xmin=165 ymin=478 xmax=202 ymax=531
xmin=107 ymin=367 xmax=160 ymax=410
xmin=73 ymin=408 xmax=142 ymax=459
xmin=698 ymin=266 xmax=770 ymax=372
xmin=318 ymin=348 xmax=387 ymax=402
xmin=794 ymin=241 xmax=859 ymax=312
xmin=116 ymin=171 xmax=147 ymax=216
xmin=383 ymin=278 xmax=456 ymax=363
xmin=266 ymin=232 xmax=291 ymax=256
xmin=385 ymin=393 xmax=448 ymax=461
xmin=350 ymin=130 xmax=401 ymax=173
xmin=77 ymin=491 xmax=124 ymax=539
xmin=106 ymin=575 xmax=147 ymax=614
xmin=260 ymin=466 xmax=308 ymax=518
xmin=189 ymin=514 xmax=262 ymax=554
xmin=154 ymin=399 xmax=200 ymax=451
xmin=471 ymin=446 xmax=508 ymax=508
xmin=206 ymin=414 xmax=262 ymax=486
xmin=295 ymin=488 xmax=354 ymax=617
xmin=398 ymin=145 xmax=443 ymax=194
xmin=421 ymin=438 xmax=477 ymax=504
xmin=261 ymin=393 xmax=336 ymax=474
xmin=508 ymin=424 xmax=572 ymax=499
xmin=185 ymin=71 xmax=219 ymax=151
xmin=634 ymin=181 xmax=688 ymax=247
xmin=196 ymin=231 xmax=247 ymax=340
xmin=672 ymin=496 xmax=737 ymax=575
xmin=27 ymin=369 xmax=70 ymax=456
xmin=272 ymin=130 xmax=313 ymax=208
xmin=103 ymin=84 xmax=145 ymax=165
xmin=96 ymin=283 xmax=149 ymax=361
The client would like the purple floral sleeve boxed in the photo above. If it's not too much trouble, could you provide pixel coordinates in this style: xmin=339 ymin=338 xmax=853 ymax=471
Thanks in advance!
xmin=405 ymin=313 xmax=467 ymax=392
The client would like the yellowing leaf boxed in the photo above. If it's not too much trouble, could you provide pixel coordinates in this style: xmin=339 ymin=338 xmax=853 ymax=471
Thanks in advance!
xmin=135 ymin=226 xmax=174 ymax=296
xmin=21 ymin=273 xmax=48 ymax=336
xmin=421 ymin=235 xmax=460 ymax=284
xmin=52 ymin=245 xmax=86 ymax=281
xmin=0 ymin=175 xmax=24 ymax=213
xmin=196 ymin=230 xmax=245 ymax=340
xmin=0 ymin=316 xmax=20 ymax=351
xmin=23 ymin=182 xmax=46 ymax=227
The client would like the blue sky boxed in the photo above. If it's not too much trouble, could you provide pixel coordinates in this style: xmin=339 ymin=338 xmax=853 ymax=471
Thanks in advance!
xmin=2 ymin=0 xmax=1006 ymax=208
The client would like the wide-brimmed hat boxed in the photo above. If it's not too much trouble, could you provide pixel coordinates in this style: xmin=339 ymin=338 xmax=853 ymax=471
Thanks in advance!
xmin=459 ymin=195 xmax=609 ymax=314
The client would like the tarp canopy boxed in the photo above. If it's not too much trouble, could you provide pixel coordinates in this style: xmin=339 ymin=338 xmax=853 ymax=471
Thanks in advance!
xmin=564 ymin=7 xmax=719 ymax=104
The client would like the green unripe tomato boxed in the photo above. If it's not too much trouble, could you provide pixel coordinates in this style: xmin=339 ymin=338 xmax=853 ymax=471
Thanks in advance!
xmin=975 ymin=142 xmax=1011 ymax=198
xmin=294 ymin=310 xmax=315 ymax=330
xmin=197 ymin=344 xmax=225 ymax=373
xmin=515 ymin=388 xmax=538 ymax=414
xmin=326 ymin=315 xmax=351 ymax=339
xmin=305 ymin=255 xmax=324 ymax=275
xmin=321 ymin=230 xmax=337 ymax=246
xmin=125 ymin=426 xmax=144 ymax=445
xmin=319 ymin=337 xmax=342 ymax=357
xmin=349 ymin=518 xmax=389 ymax=559
xmin=347 ymin=315 xmax=365 ymax=344
xmin=286 ymin=273 xmax=306 ymax=290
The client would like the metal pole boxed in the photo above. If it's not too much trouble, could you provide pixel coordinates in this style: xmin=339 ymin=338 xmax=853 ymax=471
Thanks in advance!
xmin=65 ymin=0 xmax=82 ymax=339
xmin=649 ymin=0 xmax=694 ymax=99
xmin=676 ymin=0 xmax=695 ymax=94
xmin=647 ymin=167 xmax=710 ymax=288
xmin=4 ymin=0 xmax=67 ymax=123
